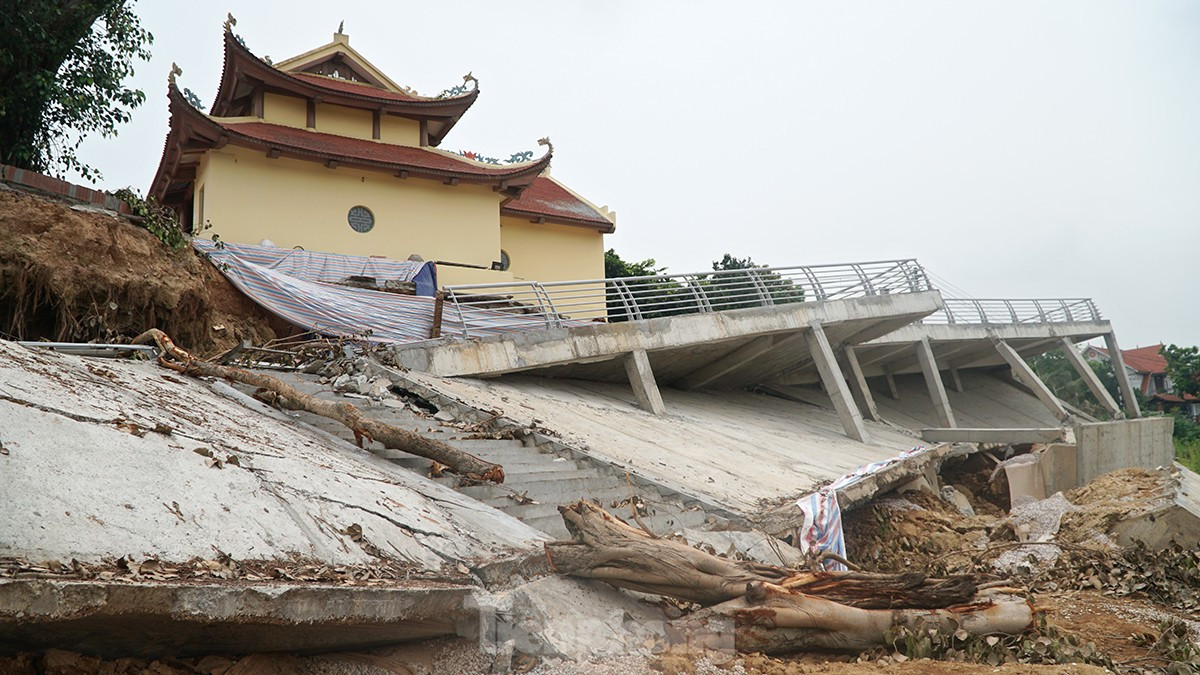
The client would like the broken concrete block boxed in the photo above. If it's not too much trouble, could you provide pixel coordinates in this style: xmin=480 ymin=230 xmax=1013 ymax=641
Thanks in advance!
xmin=939 ymin=485 xmax=975 ymax=517
xmin=678 ymin=528 xmax=806 ymax=568
xmin=481 ymin=576 xmax=667 ymax=661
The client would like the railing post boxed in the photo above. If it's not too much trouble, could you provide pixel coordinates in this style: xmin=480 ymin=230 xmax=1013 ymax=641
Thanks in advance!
xmin=687 ymin=277 xmax=713 ymax=313
xmin=747 ymin=269 xmax=774 ymax=306
xmin=973 ymin=299 xmax=987 ymax=325
xmin=613 ymin=279 xmax=642 ymax=321
xmin=530 ymin=282 xmax=560 ymax=328
xmin=800 ymin=266 xmax=828 ymax=301
xmin=1060 ymin=299 xmax=1073 ymax=322
xmin=1032 ymin=300 xmax=1048 ymax=323
xmin=1005 ymin=300 xmax=1018 ymax=324
xmin=446 ymin=289 xmax=471 ymax=338
xmin=851 ymin=263 xmax=876 ymax=296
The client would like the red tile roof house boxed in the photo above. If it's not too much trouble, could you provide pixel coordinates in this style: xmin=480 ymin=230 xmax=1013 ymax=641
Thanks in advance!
xmin=1082 ymin=343 xmax=1173 ymax=396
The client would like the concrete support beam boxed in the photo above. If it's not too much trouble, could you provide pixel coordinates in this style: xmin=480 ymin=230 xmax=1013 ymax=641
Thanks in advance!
xmin=884 ymin=369 xmax=900 ymax=400
xmin=1103 ymin=332 xmax=1141 ymax=418
xmin=806 ymin=321 xmax=871 ymax=443
xmin=916 ymin=338 xmax=956 ymax=428
xmin=949 ymin=368 xmax=964 ymax=393
xmin=624 ymin=349 xmax=665 ymax=415
xmin=675 ymin=333 xmax=802 ymax=390
xmin=921 ymin=427 xmax=1067 ymax=444
xmin=840 ymin=348 xmax=880 ymax=422
xmin=994 ymin=339 xmax=1068 ymax=422
xmin=1059 ymin=338 xmax=1121 ymax=418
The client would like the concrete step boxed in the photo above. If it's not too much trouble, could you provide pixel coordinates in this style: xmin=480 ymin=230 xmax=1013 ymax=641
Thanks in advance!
xmin=501 ymin=469 xmax=600 ymax=487
xmin=505 ymin=459 xmax=584 ymax=475
xmin=521 ymin=515 xmax=571 ymax=540
xmin=462 ymin=477 xmax=629 ymax=507
xmin=497 ymin=501 xmax=563 ymax=521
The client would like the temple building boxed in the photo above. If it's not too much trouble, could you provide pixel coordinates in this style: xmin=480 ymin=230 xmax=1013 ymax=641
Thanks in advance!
xmin=150 ymin=18 xmax=615 ymax=286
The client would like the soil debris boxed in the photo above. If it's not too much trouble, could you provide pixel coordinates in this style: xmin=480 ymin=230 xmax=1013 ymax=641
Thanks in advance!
xmin=0 ymin=188 xmax=278 ymax=351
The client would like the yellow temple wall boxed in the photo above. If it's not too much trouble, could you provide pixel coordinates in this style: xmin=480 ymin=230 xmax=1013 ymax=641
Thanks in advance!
xmin=194 ymin=146 xmax=515 ymax=287
xmin=500 ymin=215 xmax=606 ymax=317
xmin=380 ymin=115 xmax=421 ymax=146
xmin=262 ymin=92 xmax=308 ymax=128
xmin=315 ymin=102 xmax=373 ymax=140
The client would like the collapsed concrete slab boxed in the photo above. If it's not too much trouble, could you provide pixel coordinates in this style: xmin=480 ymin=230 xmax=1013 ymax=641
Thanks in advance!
xmin=0 ymin=578 xmax=472 ymax=657
xmin=0 ymin=340 xmax=551 ymax=654
xmin=395 ymin=370 xmax=924 ymax=515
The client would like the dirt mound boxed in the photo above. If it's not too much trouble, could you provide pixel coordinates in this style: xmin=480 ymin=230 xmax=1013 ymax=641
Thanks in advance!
xmin=0 ymin=188 xmax=278 ymax=352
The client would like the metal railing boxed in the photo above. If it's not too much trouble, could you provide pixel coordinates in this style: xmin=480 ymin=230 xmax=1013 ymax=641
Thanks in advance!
xmin=923 ymin=298 xmax=1103 ymax=325
xmin=441 ymin=259 xmax=932 ymax=338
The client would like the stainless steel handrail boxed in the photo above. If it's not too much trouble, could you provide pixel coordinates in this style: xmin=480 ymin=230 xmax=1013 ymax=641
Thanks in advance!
xmin=922 ymin=298 xmax=1102 ymax=325
xmin=441 ymin=259 xmax=931 ymax=338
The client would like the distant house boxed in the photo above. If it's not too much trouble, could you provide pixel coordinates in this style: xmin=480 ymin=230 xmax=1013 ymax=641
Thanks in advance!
xmin=1081 ymin=343 xmax=1175 ymax=397
xmin=1147 ymin=393 xmax=1200 ymax=420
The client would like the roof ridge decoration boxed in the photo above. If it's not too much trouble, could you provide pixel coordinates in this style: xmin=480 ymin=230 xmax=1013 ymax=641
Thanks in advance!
xmin=436 ymin=72 xmax=479 ymax=100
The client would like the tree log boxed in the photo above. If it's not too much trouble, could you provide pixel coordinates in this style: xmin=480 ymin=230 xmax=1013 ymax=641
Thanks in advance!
xmin=547 ymin=500 xmax=1033 ymax=653
xmin=133 ymin=329 xmax=503 ymax=482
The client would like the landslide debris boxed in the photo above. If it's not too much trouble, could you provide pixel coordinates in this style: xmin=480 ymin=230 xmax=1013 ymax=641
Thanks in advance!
xmin=0 ymin=188 xmax=278 ymax=352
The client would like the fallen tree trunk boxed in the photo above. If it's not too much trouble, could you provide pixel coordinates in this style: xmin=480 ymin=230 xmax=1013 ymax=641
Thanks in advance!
xmin=133 ymin=329 xmax=504 ymax=483
xmin=546 ymin=501 xmax=1033 ymax=653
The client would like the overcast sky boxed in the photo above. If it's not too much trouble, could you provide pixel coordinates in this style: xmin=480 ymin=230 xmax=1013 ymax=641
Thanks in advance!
xmin=72 ymin=1 xmax=1199 ymax=347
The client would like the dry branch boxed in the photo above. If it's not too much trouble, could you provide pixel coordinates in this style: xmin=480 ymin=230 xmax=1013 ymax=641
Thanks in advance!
xmin=547 ymin=500 xmax=1034 ymax=653
xmin=133 ymin=329 xmax=504 ymax=482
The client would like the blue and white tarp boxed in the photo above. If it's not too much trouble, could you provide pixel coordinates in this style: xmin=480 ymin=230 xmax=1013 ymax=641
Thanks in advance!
xmin=195 ymin=240 xmax=438 ymax=295
xmin=194 ymin=240 xmax=565 ymax=344
xmin=795 ymin=445 xmax=928 ymax=571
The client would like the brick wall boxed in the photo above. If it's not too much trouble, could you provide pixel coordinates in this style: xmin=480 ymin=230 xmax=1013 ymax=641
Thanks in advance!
xmin=0 ymin=164 xmax=131 ymax=214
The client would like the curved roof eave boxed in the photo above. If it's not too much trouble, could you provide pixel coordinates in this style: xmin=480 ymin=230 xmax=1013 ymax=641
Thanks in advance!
xmin=211 ymin=29 xmax=478 ymax=145
xmin=152 ymin=83 xmax=548 ymax=201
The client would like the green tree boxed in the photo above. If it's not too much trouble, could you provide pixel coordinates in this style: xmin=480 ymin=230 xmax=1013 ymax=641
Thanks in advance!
xmin=0 ymin=1 xmax=152 ymax=180
xmin=703 ymin=253 xmax=804 ymax=309
xmin=602 ymin=249 xmax=689 ymax=321
xmin=1161 ymin=344 xmax=1200 ymax=397
xmin=604 ymin=248 xmax=664 ymax=279
xmin=1027 ymin=349 xmax=1125 ymax=420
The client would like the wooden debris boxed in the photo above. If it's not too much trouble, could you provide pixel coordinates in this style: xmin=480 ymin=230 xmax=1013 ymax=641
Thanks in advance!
xmin=546 ymin=500 xmax=1034 ymax=653
xmin=133 ymin=329 xmax=504 ymax=483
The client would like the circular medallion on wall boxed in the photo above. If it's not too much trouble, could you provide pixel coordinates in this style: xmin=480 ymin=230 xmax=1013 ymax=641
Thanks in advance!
xmin=347 ymin=206 xmax=375 ymax=233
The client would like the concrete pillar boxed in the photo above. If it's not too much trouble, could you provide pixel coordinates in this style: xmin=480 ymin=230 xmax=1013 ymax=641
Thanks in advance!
xmin=949 ymin=368 xmax=964 ymax=393
xmin=994 ymin=339 xmax=1068 ymax=422
xmin=623 ymin=349 xmax=665 ymax=415
xmin=839 ymin=347 xmax=880 ymax=422
xmin=1103 ymin=332 xmax=1141 ymax=418
xmin=916 ymin=338 xmax=956 ymax=428
xmin=884 ymin=369 xmax=900 ymax=400
xmin=1058 ymin=338 xmax=1121 ymax=418
xmin=805 ymin=321 xmax=871 ymax=443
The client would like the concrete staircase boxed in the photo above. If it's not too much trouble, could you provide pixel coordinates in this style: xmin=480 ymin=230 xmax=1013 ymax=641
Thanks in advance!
xmin=260 ymin=372 xmax=715 ymax=540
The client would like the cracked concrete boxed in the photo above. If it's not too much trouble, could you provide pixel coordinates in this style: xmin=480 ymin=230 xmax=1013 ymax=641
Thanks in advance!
xmin=0 ymin=341 xmax=546 ymax=570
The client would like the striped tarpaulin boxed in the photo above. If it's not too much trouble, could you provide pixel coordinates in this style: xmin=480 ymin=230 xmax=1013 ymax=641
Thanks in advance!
xmin=193 ymin=240 xmax=437 ymax=295
xmin=193 ymin=240 xmax=570 ymax=343
xmin=794 ymin=445 xmax=928 ymax=571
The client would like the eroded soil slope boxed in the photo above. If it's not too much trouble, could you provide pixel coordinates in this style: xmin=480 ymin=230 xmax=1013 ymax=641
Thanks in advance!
xmin=0 ymin=188 xmax=277 ymax=352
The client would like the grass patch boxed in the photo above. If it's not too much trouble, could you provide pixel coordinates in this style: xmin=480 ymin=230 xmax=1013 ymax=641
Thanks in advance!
xmin=1175 ymin=438 xmax=1200 ymax=472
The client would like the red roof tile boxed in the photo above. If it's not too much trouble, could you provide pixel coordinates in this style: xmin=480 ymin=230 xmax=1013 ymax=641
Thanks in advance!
xmin=1089 ymin=344 xmax=1168 ymax=375
xmin=502 ymin=176 xmax=614 ymax=232
xmin=217 ymin=120 xmax=546 ymax=179
xmin=1150 ymin=392 xmax=1198 ymax=403
xmin=1120 ymin=344 xmax=1168 ymax=375
xmin=290 ymin=73 xmax=421 ymax=103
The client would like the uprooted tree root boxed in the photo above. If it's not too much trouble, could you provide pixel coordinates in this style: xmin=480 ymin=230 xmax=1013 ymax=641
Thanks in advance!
xmin=546 ymin=500 xmax=1034 ymax=654
xmin=133 ymin=328 xmax=505 ymax=483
